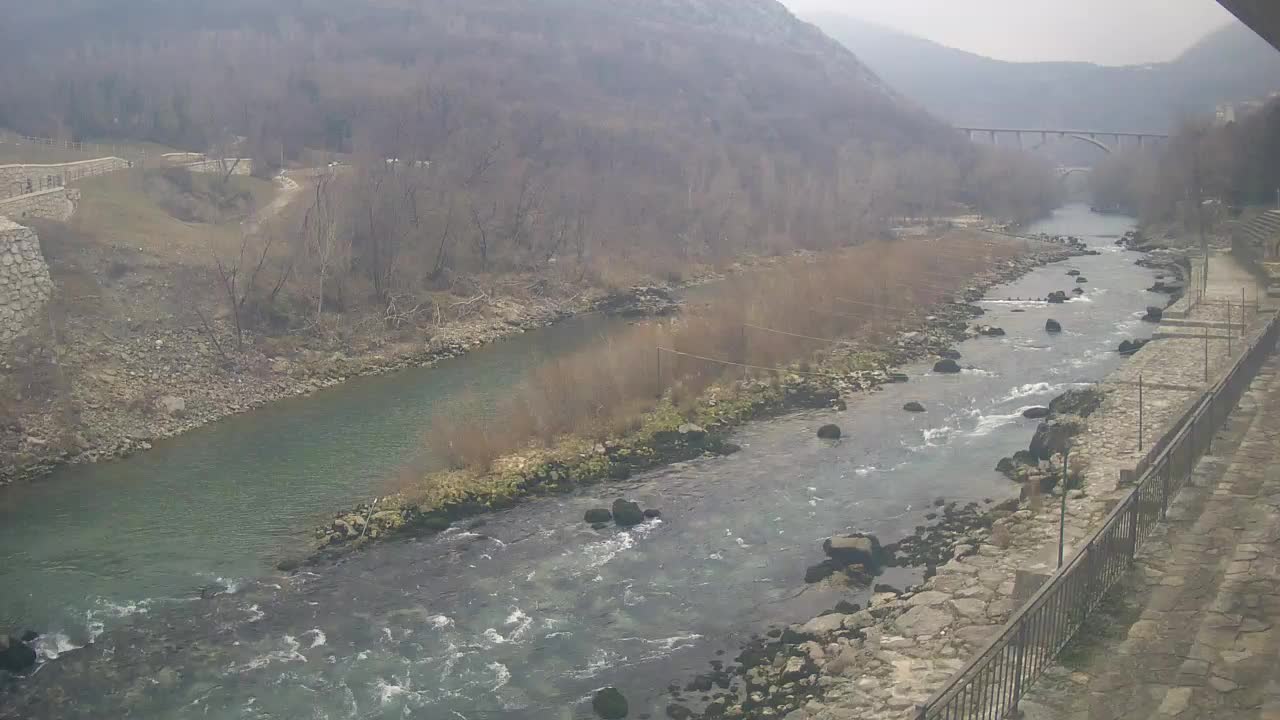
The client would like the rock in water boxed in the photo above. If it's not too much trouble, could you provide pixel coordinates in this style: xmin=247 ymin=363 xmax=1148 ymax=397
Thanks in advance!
xmin=823 ymin=534 xmax=883 ymax=571
xmin=933 ymin=359 xmax=962 ymax=374
xmin=610 ymin=499 xmax=644 ymax=527
xmin=1142 ymin=306 xmax=1163 ymax=323
xmin=937 ymin=349 xmax=962 ymax=360
xmin=1045 ymin=319 xmax=1062 ymax=333
xmin=1022 ymin=406 xmax=1051 ymax=419
xmin=1076 ymin=276 xmax=1088 ymax=284
xmin=1047 ymin=291 xmax=1068 ymax=304
xmin=584 ymin=508 xmax=613 ymax=524
xmin=1072 ymin=287 xmax=1085 ymax=295
xmin=592 ymin=687 xmax=629 ymax=719
xmin=977 ymin=325 xmax=1006 ymax=337
xmin=816 ymin=424 xmax=842 ymax=440
xmin=1054 ymin=386 xmax=1105 ymax=415
xmin=804 ymin=560 xmax=838 ymax=584
xmin=0 ymin=636 xmax=36 ymax=675
xmin=643 ymin=509 xmax=662 ymax=519
xmin=1029 ymin=417 xmax=1085 ymax=461
xmin=903 ymin=402 xmax=926 ymax=413
xmin=1066 ymin=269 xmax=1081 ymax=276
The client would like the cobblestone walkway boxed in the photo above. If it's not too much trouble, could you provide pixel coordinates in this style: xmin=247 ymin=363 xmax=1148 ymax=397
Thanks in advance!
xmin=1023 ymin=355 xmax=1280 ymax=720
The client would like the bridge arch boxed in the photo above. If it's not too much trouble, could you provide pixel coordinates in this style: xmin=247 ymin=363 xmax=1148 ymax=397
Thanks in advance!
xmin=1063 ymin=134 xmax=1113 ymax=154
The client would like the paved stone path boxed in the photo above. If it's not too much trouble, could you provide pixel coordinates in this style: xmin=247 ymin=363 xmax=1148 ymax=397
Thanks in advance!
xmin=1022 ymin=353 xmax=1280 ymax=720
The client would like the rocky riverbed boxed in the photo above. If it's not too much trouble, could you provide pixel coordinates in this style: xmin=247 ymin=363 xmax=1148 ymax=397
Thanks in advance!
xmin=314 ymin=238 xmax=1087 ymax=557
xmin=648 ymin=230 xmax=1205 ymax=720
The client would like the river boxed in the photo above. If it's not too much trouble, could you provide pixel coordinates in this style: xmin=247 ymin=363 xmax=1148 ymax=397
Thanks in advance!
xmin=0 ymin=205 xmax=1161 ymax=719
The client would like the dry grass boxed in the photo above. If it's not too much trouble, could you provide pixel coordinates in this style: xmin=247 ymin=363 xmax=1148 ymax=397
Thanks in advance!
xmin=428 ymin=231 xmax=1021 ymax=469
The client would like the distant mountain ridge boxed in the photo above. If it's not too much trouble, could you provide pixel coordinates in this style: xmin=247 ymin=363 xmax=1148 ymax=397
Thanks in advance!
xmin=808 ymin=15 xmax=1280 ymax=132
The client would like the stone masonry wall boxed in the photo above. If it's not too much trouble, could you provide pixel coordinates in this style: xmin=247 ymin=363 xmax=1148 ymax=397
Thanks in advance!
xmin=0 ymin=157 xmax=131 ymax=198
xmin=0 ymin=216 xmax=53 ymax=345
xmin=0 ymin=187 xmax=75 ymax=222
xmin=182 ymin=158 xmax=254 ymax=176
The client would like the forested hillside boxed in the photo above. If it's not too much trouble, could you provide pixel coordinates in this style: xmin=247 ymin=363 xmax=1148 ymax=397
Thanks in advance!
xmin=0 ymin=0 xmax=1057 ymax=288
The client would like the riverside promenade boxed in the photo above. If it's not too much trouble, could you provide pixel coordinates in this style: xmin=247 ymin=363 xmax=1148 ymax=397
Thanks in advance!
xmin=1018 ymin=252 xmax=1280 ymax=719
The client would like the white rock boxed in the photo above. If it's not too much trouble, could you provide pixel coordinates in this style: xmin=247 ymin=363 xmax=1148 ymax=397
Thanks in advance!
xmin=894 ymin=605 xmax=954 ymax=637
xmin=800 ymin=614 xmax=849 ymax=638
xmin=906 ymin=591 xmax=950 ymax=607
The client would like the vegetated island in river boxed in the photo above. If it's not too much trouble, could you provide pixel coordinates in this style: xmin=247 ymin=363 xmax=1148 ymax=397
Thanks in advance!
xmin=307 ymin=229 xmax=1091 ymax=564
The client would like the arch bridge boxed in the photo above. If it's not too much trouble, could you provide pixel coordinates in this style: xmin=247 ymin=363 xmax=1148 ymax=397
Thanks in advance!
xmin=956 ymin=127 xmax=1170 ymax=154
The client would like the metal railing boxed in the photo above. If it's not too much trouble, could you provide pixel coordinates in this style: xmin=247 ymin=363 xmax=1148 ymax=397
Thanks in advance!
xmin=917 ymin=311 xmax=1280 ymax=720
xmin=0 ymin=131 xmax=147 ymax=161
xmin=1 ymin=157 xmax=134 ymax=200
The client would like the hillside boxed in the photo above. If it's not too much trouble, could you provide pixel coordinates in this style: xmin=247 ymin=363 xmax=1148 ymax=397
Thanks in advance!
xmin=809 ymin=15 xmax=1280 ymax=132
xmin=0 ymin=0 xmax=1064 ymax=484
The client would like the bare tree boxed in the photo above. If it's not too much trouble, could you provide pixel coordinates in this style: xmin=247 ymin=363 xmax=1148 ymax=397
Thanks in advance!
xmin=301 ymin=170 xmax=342 ymax=324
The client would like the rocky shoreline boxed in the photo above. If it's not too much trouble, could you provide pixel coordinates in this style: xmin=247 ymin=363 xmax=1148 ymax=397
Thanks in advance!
xmin=649 ymin=232 xmax=1196 ymax=720
xmin=0 ymin=284 xmax=688 ymax=487
xmin=310 ymin=235 xmax=1087 ymax=562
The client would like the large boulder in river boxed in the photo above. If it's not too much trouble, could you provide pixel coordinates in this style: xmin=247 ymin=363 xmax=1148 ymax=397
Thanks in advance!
xmin=1029 ymin=417 xmax=1085 ymax=462
xmin=611 ymin=499 xmax=645 ymax=527
xmin=1142 ymin=306 xmax=1163 ymax=323
xmin=592 ymin=687 xmax=629 ymax=719
xmin=1119 ymin=338 xmax=1150 ymax=357
xmin=1076 ymin=277 xmax=1088 ymax=284
xmin=823 ymin=534 xmax=884 ymax=572
xmin=805 ymin=560 xmax=839 ymax=584
xmin=1048 ymin=388 xmax=1105 ymax=417
xmin=1047 ymin=291 xmax=1068 ymax=304
xmin=816 ymin=424 xmax=842 ymax=440
xmin=1066 ymin=270 xmax=1081 ymax=276
xmin=933 ymin=359 xmax=962 ymax=374
xmin=903 ymin=402 xmax=926 ymax=413
xmin=1022 ymin=406 xmax=1051 ymax=419
xmin=0 ymin=636 xmax=36 ymax=675
xmin=584 ymin=508 xmax=612 ymax=524
xmin=1045 ymin=319 xmax=1062 ymax=333
xmin=977 ymin=325 xmax=1006 ymax=337
xmin=937 ymin=349 xmax=962 ymax=360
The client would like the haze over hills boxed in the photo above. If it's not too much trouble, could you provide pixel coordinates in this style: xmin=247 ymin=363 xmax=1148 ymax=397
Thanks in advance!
xmin=808 ymin=14 xmax=1280 ymax=132
xmin=0 ymin=0 xmax=1059 ymax=270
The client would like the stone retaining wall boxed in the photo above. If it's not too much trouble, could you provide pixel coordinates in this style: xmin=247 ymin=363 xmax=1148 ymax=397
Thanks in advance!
xmin=0 ymin=157 xmax=131 ymax=199
xmin=183 ymin=158 xmax=253 ymax=176
xmin=0 ymin=187 xmax=75 ymax=222
xmin=0 ymin=217 xmax=52 ymax=345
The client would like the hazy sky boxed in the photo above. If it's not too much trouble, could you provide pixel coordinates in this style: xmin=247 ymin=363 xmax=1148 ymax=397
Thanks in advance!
xmin=781 ymin=0 xmax=1238 ymax=65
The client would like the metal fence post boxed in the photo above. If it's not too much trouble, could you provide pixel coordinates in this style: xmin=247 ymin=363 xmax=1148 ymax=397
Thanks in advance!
xmin=1161 ymin=463 xmax=1170 ymax=520
xmin=1128 ymin=498 xmax=1140 ymax=560
xmin=1138 ymin=375 xmax=1144 ymax=454
xmin=1011 ymin=622 xmax=1029 ymax=713
xmin=1204 ymin=325 xmax=1210 ymax=383
xmin=1059 ymin=449 xmax=1070 ymax=569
